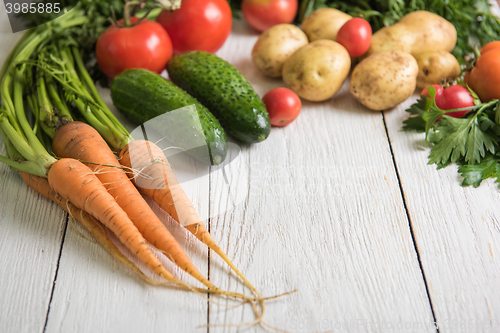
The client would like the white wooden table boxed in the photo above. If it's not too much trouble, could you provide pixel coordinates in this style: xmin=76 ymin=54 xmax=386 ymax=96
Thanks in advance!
xmin=2 ymin=6 xmax=500 ymax=333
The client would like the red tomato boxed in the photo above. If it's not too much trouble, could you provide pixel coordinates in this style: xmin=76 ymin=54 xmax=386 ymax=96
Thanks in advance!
xmin=439 ymin=85 xmax=475 ymax=118
xmin=156 ymin=0 xmax=232 ymax=54
xmin=262 ymin=87 xmax=301 ymax=127
xmin=336 ymin=18 xmax=372 ymax=57
xmin=464 ymin=42 xmax=500 ymax=102
xmin=420 ymin=84 xmax=444 ymax=101
xmin=96 ymin=18 xmax=172 ymax=79
xmin=241 ymin=0 xmax=298 ymax=32
xmin=421 ymin=84 xmax=474 ymax=118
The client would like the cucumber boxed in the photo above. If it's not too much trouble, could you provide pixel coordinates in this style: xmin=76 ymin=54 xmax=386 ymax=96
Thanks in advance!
xmin=110 ymin=69 xmax=227 ymax=165
xmin=167 ymin=51 xmax=271 ymax=143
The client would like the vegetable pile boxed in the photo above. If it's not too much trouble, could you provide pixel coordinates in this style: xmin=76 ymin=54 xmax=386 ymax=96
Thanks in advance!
xmin=0 ymin=1 xmax=285 ymax=328
xmin=404 ymin=42 xmax=500 ymax=187
xmin=297 ymin=0 xmax=500 ymax=60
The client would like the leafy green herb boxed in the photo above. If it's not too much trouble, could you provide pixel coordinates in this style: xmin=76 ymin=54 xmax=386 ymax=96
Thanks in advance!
xmin=404 ymin=92 xmax=500 ymax=187
xmin=458 ymin=154 xmax=500 ymax=187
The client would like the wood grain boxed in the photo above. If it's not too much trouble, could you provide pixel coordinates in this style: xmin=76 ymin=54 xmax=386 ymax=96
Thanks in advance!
xmin=206 ymin=20 xmax=435 ymax=332
xmin=0 ymin=30 xmax=67 ymax=333
xmin=384 ymin=98 xmax=500 ymax=333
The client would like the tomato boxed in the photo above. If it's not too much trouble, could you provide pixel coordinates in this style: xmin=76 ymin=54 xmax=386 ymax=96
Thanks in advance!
xmin=262 ymin=87 xmax=301 ymax=127
xmin=480 ymin=41 xmax=500 ymax=54
xmin=422 ymin=84 xmax=474 ymax=118
xmin=96 ymin=18 xmax=172 ymax=79
xmin=336 ymin=18 xmax=372 ymax=57
xmin=241 ymin=0 xmax=298 ymax=32
xmin=439 ymin=85 xmax=475 ymax=118
xmin=156 ymin=0 xmax=232 ymax=54
xmin=464 ymin=42 xmax=500 ymax=102
xmin=420 ymin=84 xmax=444 ymax=101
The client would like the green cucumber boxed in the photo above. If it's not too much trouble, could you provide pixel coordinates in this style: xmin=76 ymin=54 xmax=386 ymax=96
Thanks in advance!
xmin=167 ymin=51 xmax=271 ymax=143
xmin=110 ymin=68 xmax=227 ymax=165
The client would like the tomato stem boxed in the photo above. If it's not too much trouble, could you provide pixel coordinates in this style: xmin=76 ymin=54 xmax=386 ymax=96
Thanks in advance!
xmin=123 ymin=1 xmax=141 ymax=27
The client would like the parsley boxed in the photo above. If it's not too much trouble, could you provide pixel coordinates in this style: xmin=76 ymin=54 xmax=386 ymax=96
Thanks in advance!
xmin=403 ymin=91 xmax=500 ymax=187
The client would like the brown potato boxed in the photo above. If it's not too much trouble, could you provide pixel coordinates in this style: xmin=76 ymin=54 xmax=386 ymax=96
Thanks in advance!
xmin=252 ymin=24 xmax=309 ymax=78
xmin=367 ymin=11 xmax=457 ymax=57
xmin=350 ymin=50 xmax=419 ymax=111
xmin=282 ymin=40 xmax=351 ymax=102
xmin=301 ymin=8 xmax=352 ymax=42
xmin=414 ymin=51 xmax=460 ymax=89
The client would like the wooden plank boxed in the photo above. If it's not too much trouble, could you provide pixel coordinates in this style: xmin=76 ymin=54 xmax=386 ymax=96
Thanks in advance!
xmin=0 ymin=30 xmax=67 ymax=333
xmin=207 ymin=20 xmax=436 ymax=332
xmin=384 ymin=97 xmax=500 ymax=332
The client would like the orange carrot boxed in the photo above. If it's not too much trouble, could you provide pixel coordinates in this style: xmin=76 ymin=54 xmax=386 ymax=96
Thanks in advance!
xmin=52 ymin=121 xmax=217 ymax=290
xmin=119 ymin=140 xmax=261 ymax=297
xmin=21 ymin=172 xmax=164 ymax=285
xmin=46 ymin=157 xmax=180 ymax=283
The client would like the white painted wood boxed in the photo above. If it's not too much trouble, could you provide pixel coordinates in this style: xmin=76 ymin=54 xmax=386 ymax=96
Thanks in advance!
xmin=384 ymin=97 xmax=500 ymax=333
xmin=44 ymin=193 xmax=210 ymax=333
xmin=206 ymin=20 xmax=435 ymax=332
xmin=3 ymin=6 xmax=500 ymax=333
xmin=0 ymin=29 xmax=67 ymax=333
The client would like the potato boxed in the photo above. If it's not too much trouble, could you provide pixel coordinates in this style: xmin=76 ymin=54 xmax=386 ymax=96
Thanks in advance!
xmin=350 ymin=50 xmax=418 ymax=111
xmin=301 ymin=8 xmax=352 ymax=42
xmin=282 ymin=40 xmax=350 ymax=102
xmin=414 ymin=51 xmax=460 ymax=89
xmin=252 ymin=24 xmax=309 ymax=78
xmin=367 ymin=11 xmax=457 ymax=57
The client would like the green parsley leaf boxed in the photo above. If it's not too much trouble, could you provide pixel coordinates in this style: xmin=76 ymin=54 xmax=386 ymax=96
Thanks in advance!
xmin=458 ymin=154 xmax=500 ymax=187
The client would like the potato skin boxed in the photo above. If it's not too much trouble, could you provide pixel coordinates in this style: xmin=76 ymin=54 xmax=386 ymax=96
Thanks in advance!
xmin=252 ymin=24 xmax=309 ymax=78
xmin=414 ymin=51 xmax=460 ymax=89
xmin=367 ymin=11 xmax=457 ymax=56
xmin=282 ymin=40 xmax=351 ymax=102
xmin=350 ymin=50 xmax=418 ymax=111
xmin=301 ymin=8 xmax=352 ymax=42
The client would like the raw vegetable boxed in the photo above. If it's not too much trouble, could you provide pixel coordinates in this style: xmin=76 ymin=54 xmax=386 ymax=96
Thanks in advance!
xmin=403 ymin=85 xmax=500 ymax=188
xmin=96 ymin=17 xmax=173 ymax=79
xmin=414 ymin=51 xmax=460 ymax=90
xmin=21 ymin=172 xmax=165 ymax=285
xmin=52 ymin=122 xmax=218 ymax=290
xmin=262 ymin=87 xmax=302 ymax=126
xmin=167 ymin=51 xmax=271 ymax=143
xmin=251 ymin=24 xmax=308 ymax=78
xmin=366 ymin=11 xmax=456 ymax=57
xmin=300 ymin=8 xmax=351 ymax=42
xmin=111 ymin=68 xmax=227 ymax=165
xmin=0 ymin=2 xmax=263 ymax=305
xmin=241 ymin=0 xmax=299 ymax=32
xmin=464 ymin=42 xmax=500 ymax=102
xmin=336 ymin=17 xmax=372 ymax=57
xmin=350 ymin=50 xmax=418 ymax=111
xmin=282 ymin=39 xmax=350 ymax=102
xmin=118 ymin=140 xmax=263 ymax=299
xmin=297 ymin=0 xmax=500 ymax=60
xmin=421 ymin=84 xmax=475 ymax=119
xmin=156 ymin=0 xmax=232 ymax=54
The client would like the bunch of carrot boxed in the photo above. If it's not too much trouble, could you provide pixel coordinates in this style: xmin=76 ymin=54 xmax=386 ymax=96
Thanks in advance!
xmin=0 ymin=4 xmax=283 ymax=328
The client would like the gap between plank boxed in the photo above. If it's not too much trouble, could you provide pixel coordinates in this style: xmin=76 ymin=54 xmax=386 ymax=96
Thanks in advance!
xmin=207 ymin=166 xmax=212 ymax=333
xmin=381 ymin=111 xmax=440 ymax=333
xmin=43 ymin=213 xmax=69 ymax=333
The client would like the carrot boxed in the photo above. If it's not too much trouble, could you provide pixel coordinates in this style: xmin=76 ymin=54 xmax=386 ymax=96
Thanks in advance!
xmin=119 ymin=140 xmax=261 ymax=297
xmin=52 ymin=121 xmax=218 ymax=290
xmin=46 ymin=158 xmax=183 ymax=282
xmin=20 ymin=172 xmax=164 ymax=285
